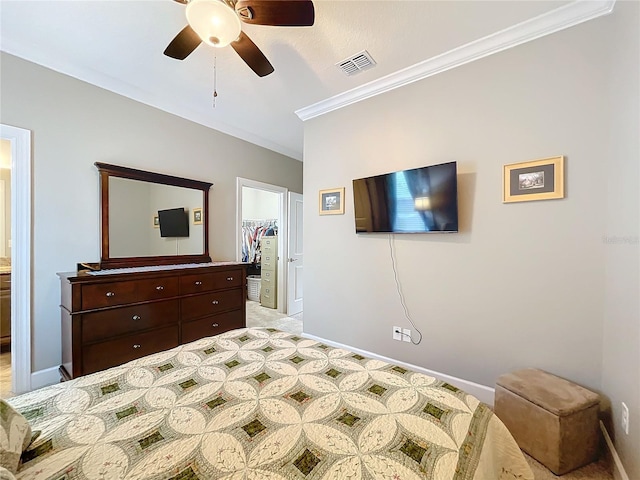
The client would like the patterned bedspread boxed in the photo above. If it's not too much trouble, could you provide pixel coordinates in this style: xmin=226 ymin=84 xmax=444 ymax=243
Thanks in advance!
xmin=9 ymin=328 xmax=533 ymax=480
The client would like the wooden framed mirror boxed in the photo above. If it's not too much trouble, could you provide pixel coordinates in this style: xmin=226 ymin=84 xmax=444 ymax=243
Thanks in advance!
xmin=96 ymin=162 xmax=213 ymax=269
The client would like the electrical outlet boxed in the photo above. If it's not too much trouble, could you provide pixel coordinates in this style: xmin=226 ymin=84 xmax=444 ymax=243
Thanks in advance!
xmin=393 ymin=326 xmax=402 ymax=341
xmin=621 ymin=402 xmax=629 ymax=435
xmin=402 ymin=328 xmax=411 ymax=343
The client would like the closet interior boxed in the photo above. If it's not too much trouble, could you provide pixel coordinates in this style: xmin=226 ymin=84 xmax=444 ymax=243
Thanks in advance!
xmin=241 ymin=187 xmax=279 ymax=309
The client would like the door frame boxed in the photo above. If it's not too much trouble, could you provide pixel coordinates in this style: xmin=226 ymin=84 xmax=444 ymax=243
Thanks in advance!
xmin=236 ymin=178 xmax=288 ymax=313
xmin=1 ymin=124 xmax=32 ymax=394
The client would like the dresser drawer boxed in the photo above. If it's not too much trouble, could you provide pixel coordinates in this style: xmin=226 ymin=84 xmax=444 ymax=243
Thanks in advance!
xmin=82 ymin=325 xmax=179 ymax=375
xmin=261 ymin=237 xmax=277 ymax=259
xmin=262 ymin=270 xmax=276 ymax=283
xmin=261 ymin=236 xmax=277 ymax=251
xmin=261 ymin=253 xmax=277 ymax=271
xmin=261 ymin=285 xmax=277 ymax=308
xmin=260 ymin=275 xmax=275 ymax=288
xmin=181 ymin=288 xmax=243 ymax=322
xmin=181 ymin=310 xmax=245 ymax=344
xmin=81 ymin=277 xmax=179 ymax=310
xmin=261 ymin=297 xmax=276 ymax=309
xmin=0 ymin=273 xmax=10 ymax=292
xmin=81 ymin=300 xmax=179 ymax=344
xmin=180 ymin=269 xmax=243 ymax=295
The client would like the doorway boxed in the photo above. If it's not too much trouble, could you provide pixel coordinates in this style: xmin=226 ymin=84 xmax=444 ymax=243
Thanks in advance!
xmin=0 ymin=124 xmax=31 ymax=396
xmin=0 ymin=140 xmax=11 ymax=397
xmin=236 ymin=178 xmax=287 ymax=314
xmin=236 ymin=178 xmax=303 ymax=321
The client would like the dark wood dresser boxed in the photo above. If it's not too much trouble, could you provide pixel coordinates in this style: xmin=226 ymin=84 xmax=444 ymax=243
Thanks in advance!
xmin=58 ymin=263 xmax=247 ymax=380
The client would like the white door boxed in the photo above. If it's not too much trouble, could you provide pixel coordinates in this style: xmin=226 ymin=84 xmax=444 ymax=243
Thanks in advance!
xmin=287 ymin=192 xmax=303 ymax=315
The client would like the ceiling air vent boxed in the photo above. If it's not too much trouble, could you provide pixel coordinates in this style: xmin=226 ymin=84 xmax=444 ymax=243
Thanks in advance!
xmin=336 ymin=50 xmax=376 ymax=76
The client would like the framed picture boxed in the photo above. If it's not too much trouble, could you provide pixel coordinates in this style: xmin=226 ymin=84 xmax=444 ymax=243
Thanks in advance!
xmin=153 ymin=215 xmax=159 ymax=228
xmin=193 ymin=208 xmax=203 ymax=225
xmin=503 ymin=156 xmax=565 ymax=203
xmin=319 ymin=187 xmax=345 ymax=215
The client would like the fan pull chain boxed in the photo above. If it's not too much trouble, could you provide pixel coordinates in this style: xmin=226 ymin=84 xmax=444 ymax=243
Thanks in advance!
xmin=212 ymin=54 xmax=218 ymax=108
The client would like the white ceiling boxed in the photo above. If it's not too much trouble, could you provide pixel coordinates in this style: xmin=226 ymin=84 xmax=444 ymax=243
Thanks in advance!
xmin=0 ymin=0 xmax=574 ymax=160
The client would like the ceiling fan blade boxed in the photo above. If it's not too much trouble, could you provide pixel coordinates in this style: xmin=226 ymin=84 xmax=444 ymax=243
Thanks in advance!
xmin=236 ymin=0 xmax=314 ymax=26
xmin=231 ymin=31 xmax=274 ymax=77
xmin=164 ymin=25 xmax=202 ymax=60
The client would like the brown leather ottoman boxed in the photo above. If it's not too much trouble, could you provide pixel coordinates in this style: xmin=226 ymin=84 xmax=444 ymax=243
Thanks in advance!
xmin=494 ymin=368 xmax=600 ymax=475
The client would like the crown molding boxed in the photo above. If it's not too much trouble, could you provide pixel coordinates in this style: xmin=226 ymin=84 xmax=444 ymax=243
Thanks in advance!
xmin=295 ymin=0 xmax=616 ymax=121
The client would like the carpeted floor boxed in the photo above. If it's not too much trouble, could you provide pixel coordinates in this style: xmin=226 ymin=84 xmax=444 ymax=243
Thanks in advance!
xmin=524 ymin=452 xmax=613 ymax=480
xmin=245 ymin=300 xmax=303 ymax=335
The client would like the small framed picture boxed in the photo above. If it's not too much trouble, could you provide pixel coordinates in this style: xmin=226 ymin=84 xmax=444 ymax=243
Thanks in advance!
xmin=153 ymin=215 xmax=160 ymax=228
xmin=319 ymin=187 xmax=345 ymax=215
xmin=503 ymin=156 xmax=565 ymax=203
xmin=193 ymin=208 xmax=203 ymax=225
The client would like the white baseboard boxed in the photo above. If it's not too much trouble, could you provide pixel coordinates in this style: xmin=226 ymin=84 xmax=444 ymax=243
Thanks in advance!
xmin=600 ymin=421 xmax=630 ymax=480
xmin=30 ymin=366 xmax=60 ymax=391
xmin=301 ymin=333 xmax=495 ymax=406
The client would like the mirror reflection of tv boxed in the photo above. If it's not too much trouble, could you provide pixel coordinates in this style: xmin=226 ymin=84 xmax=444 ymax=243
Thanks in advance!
xmin=158 ymin=207 xmax=189 ymax=237
xmin=353 ymin=161 xmax=458 ymax=234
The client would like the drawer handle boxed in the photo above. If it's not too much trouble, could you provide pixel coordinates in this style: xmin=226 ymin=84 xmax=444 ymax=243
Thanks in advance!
xmin=133 ymin=344 xmax=141 ymax=349
xmin=195 ymin=281 xmax=203 ymax=285
xmin=106 ymin=291 xmax=115 ymax=297
xmin=226 ymin=277 xmax=234 ymax=281
xmin=212 ymin=323 xmax=219 ymax=327
xmin=212 ymin=300 xmax=219 ymax=305
xmin=132 ymin=315 xmax=141 ymax=321
xmin=156 ymin=285 xmax=164 ymax=291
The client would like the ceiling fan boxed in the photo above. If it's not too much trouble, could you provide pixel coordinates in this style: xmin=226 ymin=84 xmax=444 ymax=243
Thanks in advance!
xmin=164 ymin=0 xmax=315 ymax=77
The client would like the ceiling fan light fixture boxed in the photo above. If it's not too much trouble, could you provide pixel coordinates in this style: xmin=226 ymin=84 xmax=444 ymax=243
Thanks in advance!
xmin=186 ymin=0 xmax=241 ymax=48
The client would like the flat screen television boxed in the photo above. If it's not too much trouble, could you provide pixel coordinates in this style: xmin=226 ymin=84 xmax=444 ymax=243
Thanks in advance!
xmin=158 ymin=207 xmax=189 ymax=238
xmin=353 ymin=161 xmax=458 ymax=233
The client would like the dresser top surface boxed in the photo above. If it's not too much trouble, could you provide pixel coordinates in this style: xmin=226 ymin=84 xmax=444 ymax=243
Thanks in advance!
xmin=58 ymin=261 xmax=250 ymax=283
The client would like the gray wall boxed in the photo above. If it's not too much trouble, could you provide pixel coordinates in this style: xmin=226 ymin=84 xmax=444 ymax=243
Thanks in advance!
xmin=0 ymin=52 xmax=303 ymax=373
xmin=601 ymin=1 xmax=639 ymax=476
xmin=243 ymin=188 xmax=279 ymax=220
xmin=302 ymin=4 xmax=638 ymax=476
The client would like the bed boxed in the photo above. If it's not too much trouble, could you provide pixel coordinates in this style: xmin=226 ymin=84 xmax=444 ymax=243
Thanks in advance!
xmin=3 ymin=328 xmax=533 ymax=480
